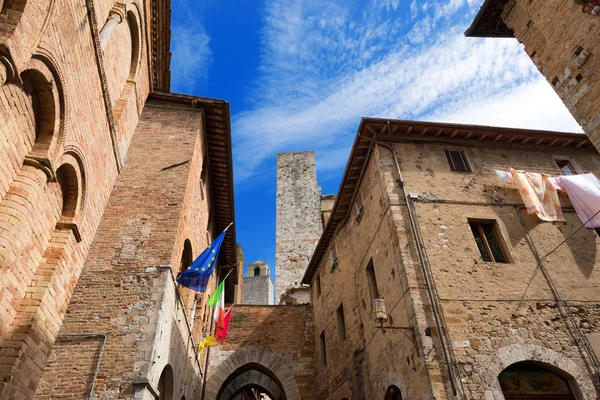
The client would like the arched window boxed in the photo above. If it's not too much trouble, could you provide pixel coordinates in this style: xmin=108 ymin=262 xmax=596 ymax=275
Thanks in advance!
xmin=498 ymin=362 xmax=575 ymax=399
xmin=180 ymin=240 xmax=193 ymax=273
xmin=254 ymin=267 xmax=260 ymax=276
xmin=384 ymin=385 xmax=402 ymax=400
xmin=157 ymin=365 xmax=174 ymax=400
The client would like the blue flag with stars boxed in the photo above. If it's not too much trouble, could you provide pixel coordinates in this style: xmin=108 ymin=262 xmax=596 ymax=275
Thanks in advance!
xmin=176 ymin=224 xmax=231 ymax=292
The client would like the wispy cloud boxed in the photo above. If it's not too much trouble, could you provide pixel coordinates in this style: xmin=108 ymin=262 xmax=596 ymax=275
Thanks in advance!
xmin=232 ymin=0 xmax=581 ymax=183
xmin=170 ymin=25 xmax=213 ymax=93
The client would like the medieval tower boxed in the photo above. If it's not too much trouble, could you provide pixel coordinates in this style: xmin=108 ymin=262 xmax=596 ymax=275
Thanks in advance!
xmin=275 ymin=152 xmax=323 ymax=304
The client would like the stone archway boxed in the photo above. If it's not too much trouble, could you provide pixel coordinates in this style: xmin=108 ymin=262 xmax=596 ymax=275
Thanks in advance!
xmin=481 ymin=344 xmax=595 ymax=399
xmin=205 ymin=347 xmax=301 ymax=400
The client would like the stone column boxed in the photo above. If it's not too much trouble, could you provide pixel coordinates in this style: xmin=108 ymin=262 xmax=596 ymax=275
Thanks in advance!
xmin=99 ymin=11 xmax=123 ymax=51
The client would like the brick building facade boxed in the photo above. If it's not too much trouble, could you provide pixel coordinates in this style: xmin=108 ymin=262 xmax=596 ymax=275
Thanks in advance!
xmin=0 ymin=0 xmax=237 ymax=398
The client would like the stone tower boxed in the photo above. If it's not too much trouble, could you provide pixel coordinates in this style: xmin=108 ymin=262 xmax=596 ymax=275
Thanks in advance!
xmin=242 ymin=260 xmax=274 ymax=305
xmin=276 ymin=152 xmax=323 ymax=304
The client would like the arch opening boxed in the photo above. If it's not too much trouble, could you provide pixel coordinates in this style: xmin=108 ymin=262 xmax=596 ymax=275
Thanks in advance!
xmin=56 ymin=163 xmax=79 ymax=218
xmin=157 ymin=365 xmax=174 ymax=400
xmin=498 ymin=362 xmax=576 ymax=399
xmin=384 ymin=385 xmax=402 ymax=400
xmin=180 ymin=239 xmax=193 ymax=272
xmin=217 ymin=363 xmax=286 ymax=400
xmin=254 ymin=267 xmax=260 ymax=276
xmin=21 ymin=68 xmax=56 ymax=155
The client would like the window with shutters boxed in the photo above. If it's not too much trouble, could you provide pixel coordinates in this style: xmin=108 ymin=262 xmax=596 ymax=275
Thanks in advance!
xmin=469 ymin=221 xmax=508 ymax=263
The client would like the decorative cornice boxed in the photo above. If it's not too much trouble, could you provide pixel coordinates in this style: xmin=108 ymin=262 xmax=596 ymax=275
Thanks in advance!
xmin=23 ymin=155 xmax=56 ymax=182
xmin=149 ymin=0 xmax=171 ymax=92
xmin=84 ymin=0 xmax=122 ymax=172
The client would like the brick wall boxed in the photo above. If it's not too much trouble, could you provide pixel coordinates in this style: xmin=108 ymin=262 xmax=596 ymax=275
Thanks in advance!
xmin=0 ymin=0 xmax=151 ymax=396
xmin=36 ymin=98 xmax=215 ymax=399
xmin=205 ymin=305 xmax=316 ymax=399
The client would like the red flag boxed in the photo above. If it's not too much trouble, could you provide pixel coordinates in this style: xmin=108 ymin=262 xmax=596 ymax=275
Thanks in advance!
xmin=216 ymin=307 xmax=233 ymax=343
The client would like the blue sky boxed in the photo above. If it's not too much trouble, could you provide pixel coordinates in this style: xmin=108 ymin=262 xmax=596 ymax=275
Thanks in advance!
xmin=169 ymin=0 xmax=582 ymax=283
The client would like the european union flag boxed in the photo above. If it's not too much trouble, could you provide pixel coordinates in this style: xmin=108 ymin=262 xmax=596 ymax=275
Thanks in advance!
xmin=176 ymin=223 xmax=232 ymax=292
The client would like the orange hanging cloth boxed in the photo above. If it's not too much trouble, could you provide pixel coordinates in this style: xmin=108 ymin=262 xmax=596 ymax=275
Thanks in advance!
xmin=509 ymin=168 xmax=565 ymax=222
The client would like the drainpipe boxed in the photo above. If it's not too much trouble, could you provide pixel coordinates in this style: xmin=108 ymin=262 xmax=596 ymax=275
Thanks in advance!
xmin=57 ymin=333 xmax=108 ymax=400
xmin=358 ymin=126 xmax=460 ymax=397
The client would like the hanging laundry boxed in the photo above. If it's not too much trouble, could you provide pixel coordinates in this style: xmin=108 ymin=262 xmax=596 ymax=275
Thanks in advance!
xmin=508 ymin=168 xmax=565 ymax=222
xmin=553 ymin=173 xmax=600 ymax=228
xmin=495 ymin=170 xmax=513 ymax=183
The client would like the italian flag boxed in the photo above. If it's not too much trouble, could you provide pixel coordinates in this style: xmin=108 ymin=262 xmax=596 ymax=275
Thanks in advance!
xmin=198 ymin=278 xmax=232 ymax=352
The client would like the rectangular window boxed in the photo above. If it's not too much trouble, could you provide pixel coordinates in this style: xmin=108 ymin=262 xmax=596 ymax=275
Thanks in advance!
xmin=469 ymin=221 xmax=508 ymax=263
xmin=555 ymin=159 xmax=577 ymax=175
xmin=316 ymin=274 xmax=321 ymax=297
xmin=330 ymin=243 xmax=337 ymax=263
xmin=366 ymin=258 xmax=380 ymax=301
xmin=444 ymin=150 xmax=471 ymax=172
xmin=320 ymin=331 xmax=327 ymax=365
xmin=336 ymin=304 xmax=346 ymax=341
xmin=596 ymin=228 xmax=600 ymax=238
xmin=355 ymin=192 xmax=365 ymax=223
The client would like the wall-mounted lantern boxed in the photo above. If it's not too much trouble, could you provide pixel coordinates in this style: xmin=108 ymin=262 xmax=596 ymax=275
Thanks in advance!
xmin=373 ymin=298 xmax=420 ymax=357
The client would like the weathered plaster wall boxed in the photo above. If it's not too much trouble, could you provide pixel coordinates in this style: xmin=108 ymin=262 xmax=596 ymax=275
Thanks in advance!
xmin=387 ymin=139 xmax=600 ymax=399
xmin=276 ymin=152 xmax=323 ymax=304
xmin=309 ymin=150 xmax=446 ymax=400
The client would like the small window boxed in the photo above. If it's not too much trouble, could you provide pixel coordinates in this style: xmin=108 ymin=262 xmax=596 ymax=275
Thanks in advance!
xmin=200 ymin=157 xmax=208 ymax=200
xmin=320 ymin=331 xmax=327 ymax=365
xmin=555 ymin=159 xmax=577 ymax=175
xmin=366 ymin=258 xmax=380 ymax=301
xmin=444 ymin=150 xmax=471 ymax=172
xmin=336 ymin=304 xmax=346 ymax=341
xmin=595 ymin=228 xmax=600 ymax=238
xmin=469 ymin=221 xmax=508 ymax=263
xmin=355 ymin=192 xmax=365 ymax=223
xmin=330 ymin=243 xmax=337 ymax=263
xmin=316 ymin=274 xmax=322 ymax=297
xmin=254 ymin=267 xmax=260 ymax=276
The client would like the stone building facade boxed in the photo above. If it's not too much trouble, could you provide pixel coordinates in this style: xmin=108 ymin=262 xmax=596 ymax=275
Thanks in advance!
xmin=276 ymin=152 xmax=323 ymax=305
xmin=0 ymin=0 xmax=237 ymax=397
xmin=302 ymin=119 xmax=600 ymax=399
xmin=466 ymin=0 xmax=600 ymax=152
xmin=242 ymin=261 xmax=274 ymax=305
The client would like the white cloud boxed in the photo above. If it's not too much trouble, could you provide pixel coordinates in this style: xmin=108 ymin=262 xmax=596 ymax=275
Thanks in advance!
xmin=232 ymin=0 xmax=581 ymax=183
xmin=170 ymin=25 xmax=212 ymax=93
xmin=373 ymin=0 xmax=400 ymax=11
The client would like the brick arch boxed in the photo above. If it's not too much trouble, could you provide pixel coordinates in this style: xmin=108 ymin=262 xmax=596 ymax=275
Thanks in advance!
xmin=218 ymin=369 xmax=284 ymax=400
xmin=60 ymin=145 xmax=88 ymax=218
xmin=481 ymin=344 xmax=595 ymax=399
xmin=0 ymin=0 xmax=57 ymax=69
xmin=205 ymin=347 xmax=301 ymax=400
xmin=110 ymin=1 xmax=144 ymax=124
xmin=54 ymin=150 xmax=86 ymax=222
xmin=21 ymin=56 xmax=64 ymax=159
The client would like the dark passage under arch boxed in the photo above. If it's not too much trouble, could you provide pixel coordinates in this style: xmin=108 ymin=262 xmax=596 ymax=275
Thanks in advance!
xmin=498 ymin=362 xmax=576 ymax=399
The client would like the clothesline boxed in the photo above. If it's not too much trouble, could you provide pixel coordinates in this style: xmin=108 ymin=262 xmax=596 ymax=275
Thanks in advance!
xmin=478 ymin=163 xmax=596 ymax=175
xmin=494 ymin=167 xmax=600 ymax=230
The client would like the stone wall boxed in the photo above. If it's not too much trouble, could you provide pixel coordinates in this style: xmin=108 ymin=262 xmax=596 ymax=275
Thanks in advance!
xmin=500 ymin=0 xmax=600 ymax=151
xmin=276 ymin=152 xmax=323 ymax=304
xmin=204 ymin=305 xmax=316 ymax=399
xmin=35 ymin=98 xmax=216 ymax=399
xmin=309 ymin=137 xmax=600 ymax=399
xmin=242 ymin=276 xmax=274 ymax=305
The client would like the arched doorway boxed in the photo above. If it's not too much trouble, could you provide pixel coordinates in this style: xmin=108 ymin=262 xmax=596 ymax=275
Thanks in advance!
xmin=157 ymin=365 xmax=174 ymax=400
xmin=217 ymin=363 xmax=285 ymax=400
xmin=384 ymin=385 xmax=402 ymax=400
xmin=498 ymin=362 xmax=576 ymax=399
